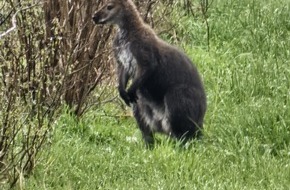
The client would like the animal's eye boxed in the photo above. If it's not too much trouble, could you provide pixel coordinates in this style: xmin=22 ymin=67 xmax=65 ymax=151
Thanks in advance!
xmin=107 ymin=5 xmax=114 ymax=10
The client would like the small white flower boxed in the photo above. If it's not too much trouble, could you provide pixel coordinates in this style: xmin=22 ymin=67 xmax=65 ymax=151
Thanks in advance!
xmin=126 ymin=136 xmax=138 ymax=143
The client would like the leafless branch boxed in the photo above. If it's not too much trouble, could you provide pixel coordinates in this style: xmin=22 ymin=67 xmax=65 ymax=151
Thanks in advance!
xmin=200 ymin=0 xmax=213 ymax=51
xmin=0 ymin=4 xmax=38 ymax=39
xmin=0 ymin=10 xmax=13 ymax=26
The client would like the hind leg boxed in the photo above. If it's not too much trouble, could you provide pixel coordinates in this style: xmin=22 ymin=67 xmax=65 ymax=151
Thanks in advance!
xmin=132 ymin=104 xmax=154 ymax=147
xmin=165 ymin=87 xmax=206 ymax=142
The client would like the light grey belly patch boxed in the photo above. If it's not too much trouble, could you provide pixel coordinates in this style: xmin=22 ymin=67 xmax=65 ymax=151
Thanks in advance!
xmin=116 ymin=42 xmax=137 ymax=78
xmin=138 ymin=96 xmax=172 ymax=135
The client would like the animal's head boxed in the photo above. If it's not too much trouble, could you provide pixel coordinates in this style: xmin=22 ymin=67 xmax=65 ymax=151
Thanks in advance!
xmin=92 ymin=0 xmax=126 ymax=25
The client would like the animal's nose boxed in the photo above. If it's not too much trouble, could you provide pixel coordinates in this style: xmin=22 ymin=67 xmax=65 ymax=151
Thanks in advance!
xmin=92 ymin=14 xmax=98 ymax=21
xmin=92 ymin=14 xmax=101 ymax=24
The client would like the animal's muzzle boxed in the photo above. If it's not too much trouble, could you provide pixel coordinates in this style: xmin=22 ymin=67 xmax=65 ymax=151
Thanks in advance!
xmin=92 ymin=14 xmax=101 ymax=24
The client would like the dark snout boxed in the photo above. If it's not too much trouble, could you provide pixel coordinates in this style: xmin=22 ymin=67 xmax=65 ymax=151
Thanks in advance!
xmin=92 ymin=13 xmax=102 ymax=24
xmin=93 ymin=11 xmax=108 ymax=25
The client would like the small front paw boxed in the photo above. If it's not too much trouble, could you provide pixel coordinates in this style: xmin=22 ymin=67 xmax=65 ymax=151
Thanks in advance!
xmin=127 ymin=88 xmax=138 ymax=103
xmin=119 ymin=90 xmax=130 ymax=106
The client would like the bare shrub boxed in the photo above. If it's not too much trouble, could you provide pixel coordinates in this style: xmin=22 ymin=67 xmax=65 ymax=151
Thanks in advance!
xmin=42 ymin=0 xmax=115 ymax=116
xmin=0 ymin=0 xmax=210 ymax=187
xmin=0 ymin=0 xmax=114 ymax=187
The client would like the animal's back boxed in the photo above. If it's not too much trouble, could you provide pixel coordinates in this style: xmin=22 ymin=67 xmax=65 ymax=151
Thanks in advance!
xmin=138 ymin=38 xmax=205 ymax=103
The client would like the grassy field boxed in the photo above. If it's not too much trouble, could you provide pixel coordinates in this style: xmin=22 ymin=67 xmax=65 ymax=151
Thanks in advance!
xmin=18 ymin=0 xmax=290 ymax=189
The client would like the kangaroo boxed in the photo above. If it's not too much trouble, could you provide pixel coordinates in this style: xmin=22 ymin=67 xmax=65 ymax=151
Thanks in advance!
xmin=93 ymin=0 xmax=207 ymax=146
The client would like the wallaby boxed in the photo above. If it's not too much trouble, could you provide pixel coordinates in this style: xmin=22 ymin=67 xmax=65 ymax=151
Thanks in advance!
xmin=93 ymin=0 xmax=207 ymax=146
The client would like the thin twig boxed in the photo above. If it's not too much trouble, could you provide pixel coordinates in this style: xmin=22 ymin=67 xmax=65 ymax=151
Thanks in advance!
xmin=200 ymin=0 xmax=212 ymax=52
xmin=0 ymin=4 xmax=39 ymax=39
xmin=0 ymin=10 xmax=13 ymax=26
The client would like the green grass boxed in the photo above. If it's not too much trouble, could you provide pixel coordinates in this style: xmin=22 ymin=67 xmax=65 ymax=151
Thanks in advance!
xmin=23 ymin=105 xmax=290 ymax=190
xmin=17 ymin=0 xmax=290 ymax=189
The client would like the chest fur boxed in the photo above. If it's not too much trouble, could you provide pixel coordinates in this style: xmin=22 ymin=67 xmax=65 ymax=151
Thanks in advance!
xmin=114 ymin=33 xmax=137 ymax=78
